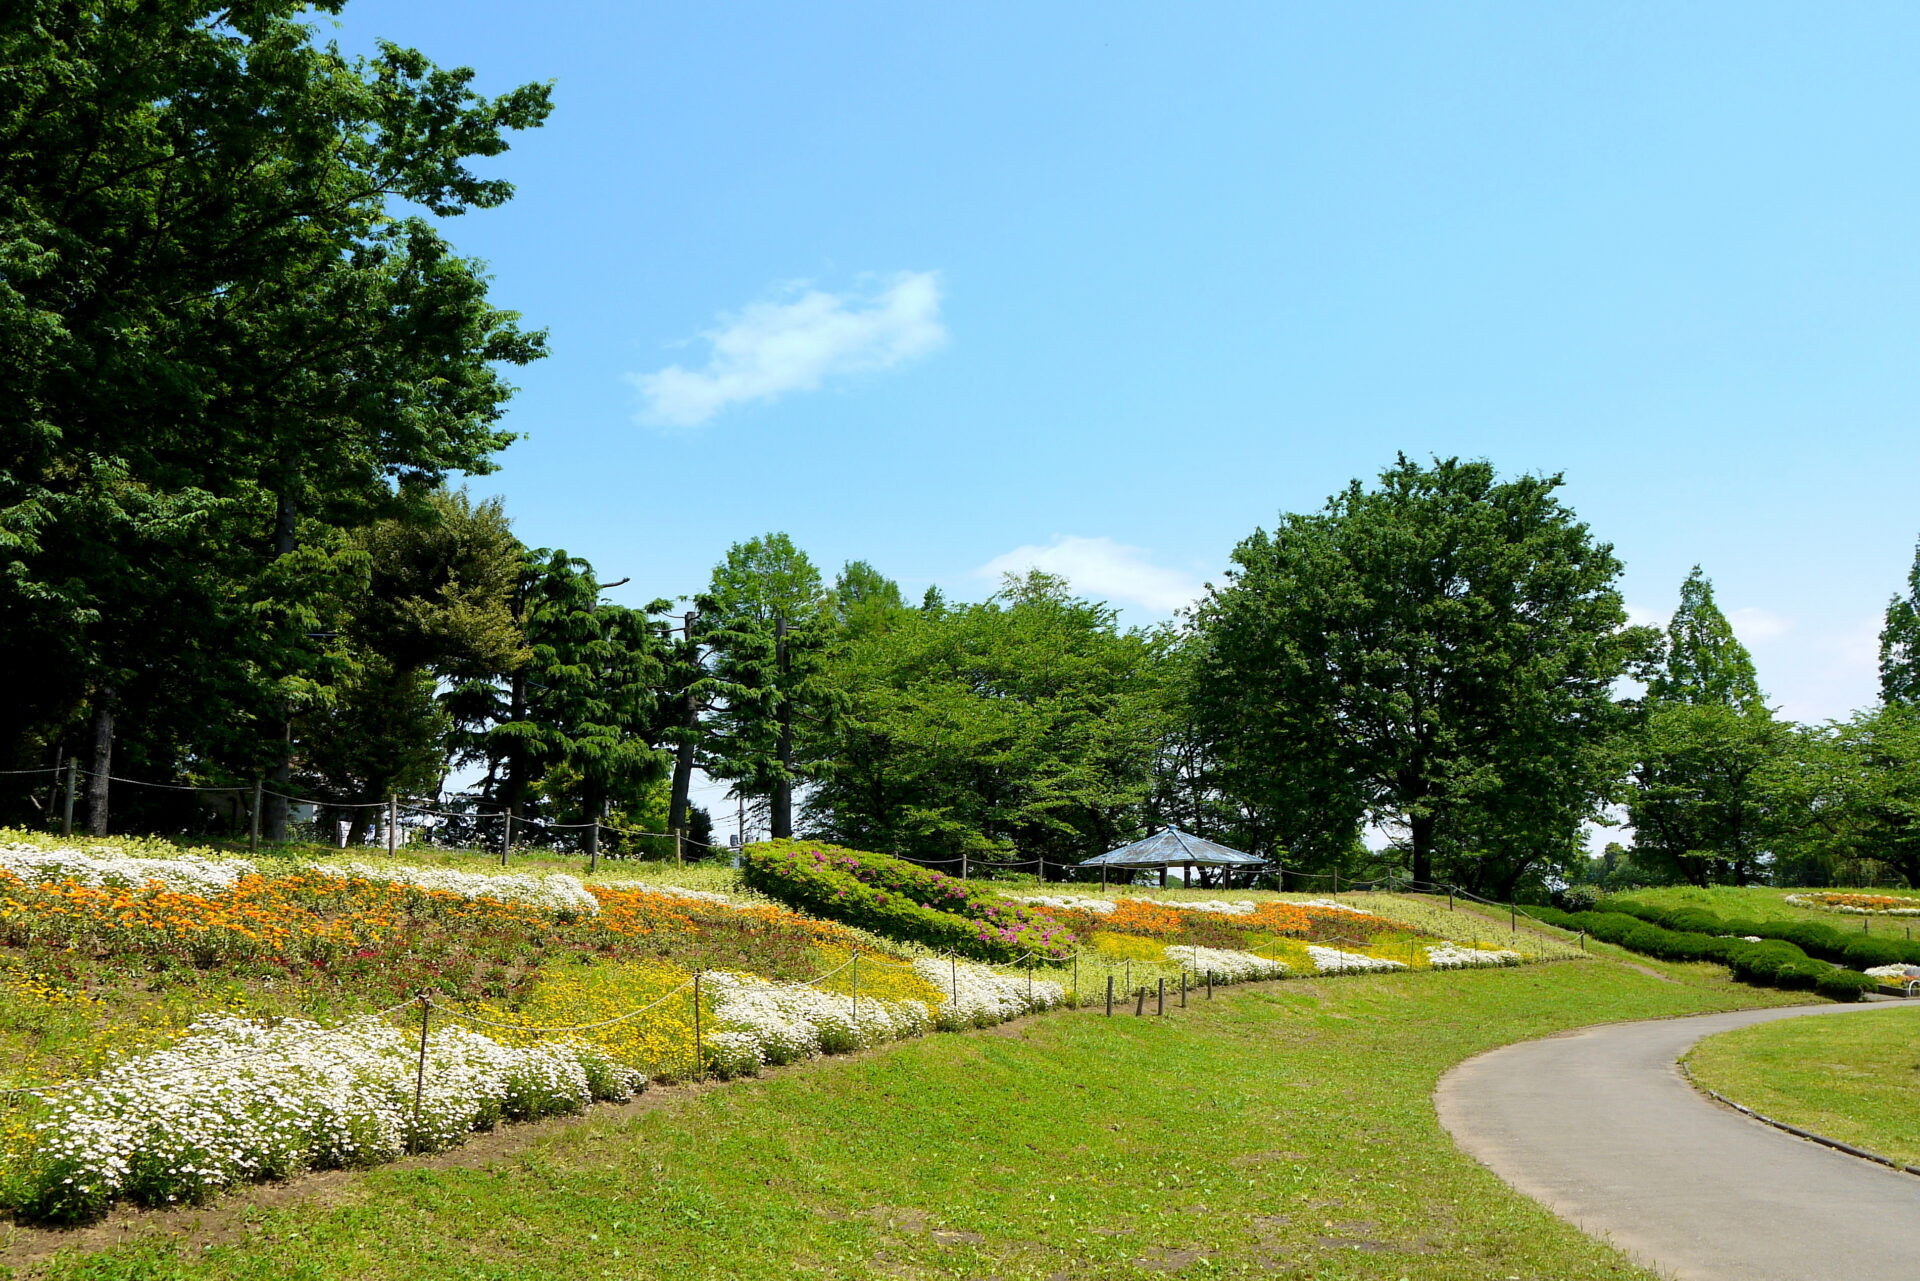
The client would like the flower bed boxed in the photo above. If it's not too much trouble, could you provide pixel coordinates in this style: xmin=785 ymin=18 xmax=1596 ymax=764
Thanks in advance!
xmin=1424 ymin=943 xmax=1523 ymax=969
xmin=1164 ymin=944 xmax=1287 ymax=981
xmin=1785 ymin=892 xmax=1920 ymax=916
xmin=741 ymin=840 xmax=1075 ymax=961
xmin=1305 ymin=946 xmax=1408 ymax=974
xmin=16 ymin=1013 xmax=642 ymax=1223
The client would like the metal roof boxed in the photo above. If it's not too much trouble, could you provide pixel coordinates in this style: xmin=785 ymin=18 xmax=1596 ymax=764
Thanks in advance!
xmin=1077 ymin=826 xmax=1267 ymax=868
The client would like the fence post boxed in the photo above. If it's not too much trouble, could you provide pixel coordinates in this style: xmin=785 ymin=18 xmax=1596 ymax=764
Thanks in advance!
xmin=1156 ymin=977 xmax=1165 ymax=1016
xmin=1447 ymin=888 xmax=1454 ymax=911
xmin=1134 ymin=986 xmax=1146 ymax=1016
xmin=1026 ymin=957 xmax=1033 ymax=1002
xmin=588 ymin=820 xmax=599 ymax=875
xmin=1180 ymin=971 xmax=1188 ymax=1008
xmin=674 ymin=827 xmax=683 ymax=868
xmin=501 ymin=812 xmax=513 ymax=866
xmin=961 ymin=850 xmax=969 ymax=880
xmin=1579 ymin=930 xmax=1586 ymax=951
xmin=1072 ymin=953 xmax=1079 ymax=1006
xmin=410 ymin=991 xmax=433 ymax=1154
xmin=248 ymin=777 xmax=262 ymax=853
xmin=1206 ymin=970 xmax=1214 ymax=1000
xmin=387 ymin=795 xmax=399 ymax=857
xmin=1333 ymin=869 xmax=1340 ymax=894
xmin=692 ymin=972 xmax=703 ymax=1081
xmin=63 ymin=758 xmax=78 ymax=838
xmin=1105 ymin=974 xmax=1114 ymax=1016
xmin=950 ymin=955 xmax=958 ymax=1004
xmin=1511 ymin=903 xmax=1517 ymax=934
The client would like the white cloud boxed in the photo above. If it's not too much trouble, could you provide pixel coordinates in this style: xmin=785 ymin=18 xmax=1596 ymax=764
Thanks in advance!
xmin=1624 ymin=602 xmax=1665 ymax=630
xmin=632 ymin=272 xmax=946 ymax=427
xmin=974 ymin=535 xmax=1204 ymax=615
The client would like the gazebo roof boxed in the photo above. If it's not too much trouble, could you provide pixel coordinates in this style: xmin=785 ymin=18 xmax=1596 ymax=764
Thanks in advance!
xmin=1078 ymin=826 xmax=1267 ymax=868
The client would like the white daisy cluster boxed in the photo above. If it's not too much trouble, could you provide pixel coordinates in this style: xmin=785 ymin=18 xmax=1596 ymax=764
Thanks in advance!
xmin=1424 ymin=943 xmax=1523 ymax=969
xmin=1165 ymin=945 xmax=1288 ymax=981
xmin=0 ymin=844 xmax=254 ymax=895
xmin=1289 ymin=899 xmax=1374 ymax=915
xmin=22 ymin=1013 xmax=641 ymax=1222
xmin=699 ymin=960 xmax=1066 ymax=1075
xmin=1008 ymin=894 xmax=1374 ymax=918
xmin=318 ymin=863 xmax=600 ymax=915
xmin=911 ymin=957 xmax=1067 ymax=1029
xmin=1305 ymin=946 xmax=1408 ymax=974
xmin=700 ymin=973 xmax=932 ymax=1073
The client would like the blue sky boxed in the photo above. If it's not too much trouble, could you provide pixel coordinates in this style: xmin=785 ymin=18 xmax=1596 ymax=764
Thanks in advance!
xmin=334 ymin=0 xmax=1919 ymax=734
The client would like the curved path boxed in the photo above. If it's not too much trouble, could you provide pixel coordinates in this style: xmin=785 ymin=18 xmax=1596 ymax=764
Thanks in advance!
xmin=1437 ymin=1002 xmax=1920 ymax=1281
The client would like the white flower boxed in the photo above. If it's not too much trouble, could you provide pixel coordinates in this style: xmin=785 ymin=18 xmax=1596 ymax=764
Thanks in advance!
xmin=0 ymin=845 xmax=254 ymax=895
xmin=1305 ymin=946 xmax=1407 ymax=974
xmin=1423 ymin=944 xmax=1522 ymax=969
xmin=316 ymin=863 xmax=600 ymax=915
xmin=1164 ymin=945 xmax=1287 ymax=981
xmin=23 ymin=1013 xmax=642 ymax=1219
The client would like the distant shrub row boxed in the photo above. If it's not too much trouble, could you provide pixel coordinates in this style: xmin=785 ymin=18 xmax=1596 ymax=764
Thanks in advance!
xmin=1605 ymin=897 xmax=1920 ymax=972
xmin=1528 ymin=904 xmax=1878 ymax=1002
xmin=741 ymin=840 xmax=1076 ymax=962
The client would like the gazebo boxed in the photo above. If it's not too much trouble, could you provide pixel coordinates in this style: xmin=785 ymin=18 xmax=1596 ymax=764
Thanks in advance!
xmin=1077 ymin=826 xmax=1268 ymax=889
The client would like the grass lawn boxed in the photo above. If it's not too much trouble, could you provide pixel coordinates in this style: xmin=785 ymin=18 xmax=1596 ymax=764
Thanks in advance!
xmin=1686 ymin=1003 xmax=1920 ymax=1168
xmin=5 ymin=958 xmax=1803 ymax=1281
xmin=1623 ymin=885 xmax=1920 ymax=944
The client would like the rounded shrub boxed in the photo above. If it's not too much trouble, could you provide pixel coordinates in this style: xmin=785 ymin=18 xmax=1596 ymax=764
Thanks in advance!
xmin=1772 ymin=960 xmax=1827 ymax=991
xmin=1663 ymin=908 xmax=1723 ymax=936
xmin=1815 ymin=970 xmax=1880 ymax=1003
xmin=1841 ymin=937 xmax=1906 ymax=969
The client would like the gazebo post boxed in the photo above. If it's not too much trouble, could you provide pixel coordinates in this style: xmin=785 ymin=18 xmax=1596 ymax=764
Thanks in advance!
xmin=1101 ymin=864 xmax=1108 ymax=889
xmin=1159 ymin=865 xmax=1168 ymax=888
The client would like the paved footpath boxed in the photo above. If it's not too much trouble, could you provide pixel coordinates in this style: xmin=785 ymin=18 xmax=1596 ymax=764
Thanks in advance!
xmin=1436 ymin=1002 xmax=1920 ymax=1281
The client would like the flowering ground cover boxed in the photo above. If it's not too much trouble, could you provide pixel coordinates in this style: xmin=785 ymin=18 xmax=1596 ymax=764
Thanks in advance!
xmin=13 ymin=955 xmax=1808 ymax=1281
xmin=0 ymin=833 xmax=1077 ymax=1222
xmin=1784 ymin=891 xmax=1920 ymax=915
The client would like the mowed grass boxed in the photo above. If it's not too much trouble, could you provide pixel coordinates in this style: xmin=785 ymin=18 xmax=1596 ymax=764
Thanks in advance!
xmin=8 ymin=960 xmax=1801 ymax=1281
xmin=1624 ymin=885 xmax=1920 ymax=944
xmin=1686 ymin=1004 xmax=1920 ymax=1168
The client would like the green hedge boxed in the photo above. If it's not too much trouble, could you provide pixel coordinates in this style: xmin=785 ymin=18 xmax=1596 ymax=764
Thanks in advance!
xmin=1603 ymin=897 xmax=1920 ymax=969
xmin=1527 ymin=904 xmax=1872 ymax=1002
xmin=740 ymin=839 xmax=1076 ymax=962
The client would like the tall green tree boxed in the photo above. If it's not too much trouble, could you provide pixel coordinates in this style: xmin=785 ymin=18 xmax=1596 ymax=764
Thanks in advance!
xmin=699 ymin=534 xmax=830 ymax=839
xmin=1626 ymin=566 xmax=1783 ymax=884
xmin=1650 ymin=567 xmax=1766 ymax=711
xmin=806 ymin=571 xmax=1169 ymax=868
xmin=1880 ymin=539 xmax=1920 ymax=707
xmin=1190 ymin=456 xmax=1653 ymax=887
xmin=0 ymin=2 xmax=549 ymax=832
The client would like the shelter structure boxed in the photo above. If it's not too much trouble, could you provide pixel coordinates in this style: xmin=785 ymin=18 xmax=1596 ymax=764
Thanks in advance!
xmin=1077 ymin=826 xmax=1268 ymax=889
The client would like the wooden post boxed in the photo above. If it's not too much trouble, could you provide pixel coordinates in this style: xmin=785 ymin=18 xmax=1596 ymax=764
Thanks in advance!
xmin=248 ymin=777 xmax=262 ymax=853
xmin=1447 ymin=888 xmax=1454 ymax=911
xmin=387 ymin=795 xmax=399 ymax=857
xmin=674 ymin=827 xmax=684 ymax=868
xmin=1026 ymin=958 xmax=1032 ymax=1002
xmin=410 ymin=992 xmax=432 ymax=1154
xmin=1134 ymin=985 xmax=1146 ymax=1016
xmin=62 ymin=758 xmax=78 ymax=838
xmin=1579 ymin=931 xmax=1586 ymax=950
xmin=1072 ymin=954 xmax=1079 ymax=1006
xmin=1206 ymin=970 xmax=1214 ymax=1000
xmin=1333 ymin=869 xmax=1339 ymax=894
xmin=851 ymin=953 xmax=861 ymax=1041
xmin=692 ymin=972 xmax=703 ymax=1081
xmin=1180 ymin=971 xmax=1188 ymax=1008
xmin=1511 ymin=904 xmax=1517 ymax=934
xmin=951 ymin=956 xmax=959 ymax=1004
xmin=501 ymin=812 xmax=513 ymax=865
xmin=962 ymin=850 xmax=969 ymax=880
xmin=1101 ymin=864 xmax=1108 ymax=890
xmin=1156 ymin=977 xmax=1165 ymax=1016
xmin=588 ymin=820 xmax=599 ymax=875
xmin=1105 ymin=974 xmax=1114 ymax=1016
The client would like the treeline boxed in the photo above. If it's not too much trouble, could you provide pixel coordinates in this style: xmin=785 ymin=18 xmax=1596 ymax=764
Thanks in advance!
xmin=7 ymin=5 xmax=1919 ymax=892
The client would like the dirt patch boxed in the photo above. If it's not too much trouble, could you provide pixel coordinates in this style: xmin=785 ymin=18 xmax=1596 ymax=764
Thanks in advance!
xmin=1135 ymin=1245 xmax=1204 ymax=1271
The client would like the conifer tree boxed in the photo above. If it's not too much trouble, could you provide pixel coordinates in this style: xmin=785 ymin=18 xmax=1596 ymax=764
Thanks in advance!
xmin=1649 ymin=567 xmax=1766 ymax=712
xmin=1880 ymin=540 xmax=1920 ymax=707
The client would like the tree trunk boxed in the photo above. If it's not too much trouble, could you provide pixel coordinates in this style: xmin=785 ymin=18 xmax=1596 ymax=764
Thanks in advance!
xmin=85 ymin=688 xmax=115 ymax=836
xmin=262 ymin=489 xmax=298 ymax=843
xmin=1409 ymin=811 xmax=1434 ymax=886
xmin=667 ymin=692 xmax=698 ymax=837
xmin=773 ymin=617 xmax=793 ymax=839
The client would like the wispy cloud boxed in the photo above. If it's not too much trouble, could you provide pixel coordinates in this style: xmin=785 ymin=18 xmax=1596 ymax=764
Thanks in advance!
xmin=632 ymin=271 xmax=946 ymax=427
xmin=1727 ymin=606 xmax=1793 ymax=642
xmin=975 ymin=535 xmax=1204 ymax=615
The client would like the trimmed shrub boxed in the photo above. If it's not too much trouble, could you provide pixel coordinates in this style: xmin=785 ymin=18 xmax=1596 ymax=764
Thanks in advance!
xmin=1840 ymin=937 xmax=1907 ymax=969
xmin=1815 ymin=970 xmax=1879 ymax=1003
xmin=1772 ymin=961 xmax=1828 ymax=991
xmin=741 ymin=840 xmax=1075 ymax=962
